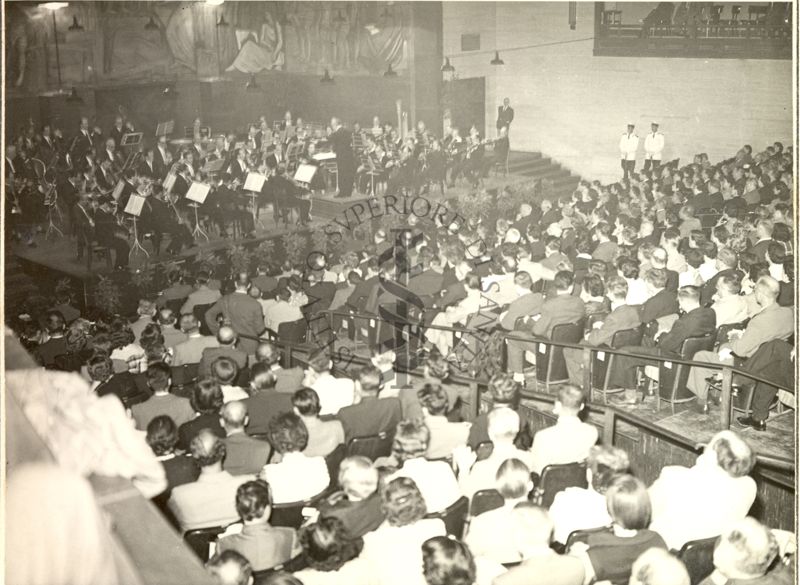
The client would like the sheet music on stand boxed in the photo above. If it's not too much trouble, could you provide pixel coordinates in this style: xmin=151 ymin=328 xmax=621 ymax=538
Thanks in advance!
xmin=202 ymin=158 xmax=226 ymax=175
xmin=156 ymin=120 xmax=175 ymax=137
xmin=294 ymin=164 xmax=318 ymax=184
xmin=163 ymin=171 xmax=177 ymax=193
xmin=243 ymin=172 xmax=267 ymax=192
xmin=111 ymin=180 xmax=126 ymax=202
xmin=121 ymin=132 xmax=143 ymax=147
xmin=186 ymin=181 xmax=211 ymax=204
xmin=312 ymin=151 xmax=336 ymax=161
xmin=124 ymin=194 xmax=146 ymax=217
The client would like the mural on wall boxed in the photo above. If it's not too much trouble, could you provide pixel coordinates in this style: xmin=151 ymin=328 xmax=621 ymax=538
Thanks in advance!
xmin=4 ymin=0 xmax=409 ymax=93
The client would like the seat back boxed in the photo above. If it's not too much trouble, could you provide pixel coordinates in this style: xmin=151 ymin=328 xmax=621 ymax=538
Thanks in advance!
xmin=592 ymin=326 xmax=644 ymax=388
xmin=537 ymin=461 xmax=588 ymax=508
xmin=425 ymin=496 xmax=469 ymax=538
xmin=271 ymin=491 xmax=327 ymax=529
xmin=536 ymin=320 xmax=585 ymax=385
xmin=324 ymin=443 xmax=346 ymax=490
xmin=470 ymin=489 xmax=504 ymax=518
xmin=184 ymin=525 xmax=225 ymax=560
xmin=193 ymin=303 xmax=215 ymax=335
xmin=678 ymin=536 xmax=718 ymax=585
xmin=659 ymin=334 xmax=715 ymax=403
xmin=171 ymin=363 xmax=199 ymax=397
xmin=715 ymin=320 xmax=749 ymax=347
xmin=565 ymin=525 xmax=613 ymax=551
xmin=346 ymin=431 xmax=393 ymax=461
xmin=277 ymin=318 xmax=308 ymax=344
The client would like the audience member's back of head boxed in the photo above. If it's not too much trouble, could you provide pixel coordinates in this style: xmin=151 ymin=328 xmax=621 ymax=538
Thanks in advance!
xmin=191 ymin=377 xmax=225 ymax=414
xmin=146 ymin=415 xmax=179 ymax=456
xmin=235 ymin=479 xmax=271 ymax=522
xmin=489 ymin=373 xmax=520 ymax=408
xmin=487 ymin=408 xmax=520 ymax=443
xmin=299 ymin=516 xmax=364 ymax=572
xmin=190 ymin=429 xmax=226 ymax=467
xmin=206 ymin=550 xmax=253 ymax=585
xmin=704 ymin=430 xmax=754 ymax=478
xmin=268 ymin=412 xmax=309 ymax=454
xmin=255 ymin=342 xmax=281 ymax=366
xmin=510 ymin=502 xmax=554 ymax=546
xmin=337 ymin=456 xmax=379 ymax=501
xmin=587 ymin=445 xmax=630 ymax=494
xmin=249 ymin=361 xmax=278 ymax=394
xmin=357 ymin=364 xmax=383 ymax=396
xmin=307 ymin=350 xmax=332 ymax=374
xmin=605 ymin=474 xmax=651 ymax=531
xmin=629 ymin=548 xmax=690 ymax=585
xmin=495 ymin=458 xmax=532 ymax=500
xmin=713 ymin=517 xmax=779 ymax=580
xmin=211 ymin=356 xmax=239 ymax=385
xmin=392 ymin=419 xmax=430 ymax=463
xmin=418 ymin=383 xmax=449 ymax=416
xmin=293 ymin=387 xmax=322 ymax=417
xmin=380 ymin=477 xmax=427 ymax=527
xmin=422 ymin=536 xmax=476 ymax=585
xmin=556 ymin=384 xmax=586 ymax=416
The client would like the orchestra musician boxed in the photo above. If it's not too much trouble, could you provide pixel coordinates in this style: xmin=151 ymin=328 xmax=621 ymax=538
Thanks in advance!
xmin=110 ymin=115 xmax=126 ymax=149
xmin=138 ymin=149 xmax=157 ymax=179
xmin=73 ymin=117 xmax=95 ymax=158
xmin=329 ymin=117 xmax=356 ymax=199
xmin=92 ymin=197 xmax=130 ymax=270
xmin=445 ymin=127 xmax=465 ymax=187
xmin=154 ymin=135 xmax=172 ymax=179
xmin=141 ymin=182 xmax=195 ymax=256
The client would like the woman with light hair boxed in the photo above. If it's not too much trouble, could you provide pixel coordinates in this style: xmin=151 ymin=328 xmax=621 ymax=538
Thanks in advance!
xmin=629 ymin=549 xmax=689 ymax=585
xmin=317 ymin=456 xmax=385 ymax=537
xmin=362 ymin=477 xmax=446 ymax=585
xmin=649 ymin=430 xmax=756 ymax=551
xmin=464 ymin=458 xmax=533 ymax=564
xmin=700 ymin=517 xmax=792 ymax=585
xmin=384 ymin=419 xmax=461 ymax=514
xmin=549 ymin=445 xmax=630 ymax=545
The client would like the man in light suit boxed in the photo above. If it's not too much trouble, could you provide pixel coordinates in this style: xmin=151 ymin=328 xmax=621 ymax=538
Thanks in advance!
xmin=252 ymin=342 xmax=305 ymax=394
xmin=563 ymin=277 xmax=642 ymax=386
xmin=220 ymin=401 xmax=271 ymax=476
xmin=499 ymin=271 xmax=545 ymax=331
xmin=529 ymin=384 xmax=598 ymax=475
xmin=205 ymin=273 xmax=265 ymax=356
xmin=199 ymin=326 xmax=249 ymax=378
xmin=167 ymin=430 xmax=251 ymax=533
xmin=506 ymin=270 xmax=586 ymax=382
xmin=172 ymin=314 xmax=219 ymax=366
xmin=619 ymin=123 xmax=639 ymax=179
xmin=496 ymin=97 xmax=515 ymax=135
xmin=643 ymin=122 xmax=664 ymax=172
xmin=243 ymin=362 xmax=295 ymax=435
xmin=216 ymin=479 xmax=300 ymax=572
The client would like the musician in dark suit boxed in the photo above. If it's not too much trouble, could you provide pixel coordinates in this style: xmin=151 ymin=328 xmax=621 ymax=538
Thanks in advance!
xmin=95 ymin=159 xmax=116 ymax=194
xmin=37 ymin=125 xmax=57 ymax=161
xmin=329 ymin=117 xmax=356 ymax=198
xmin=491 ymin=126 xmax=510 ymax=172
xmin=608 ymin=285 xmax=716 ymax=397
xmin=92 ymin=198 xmax=130 ymax=269
xmin=496 ymin=97 xmax=514 ymax=134
xmin=72 ymin=191 xmax=95 ymax=260
xmin=109 ymin=116 xmax=126 ymax=150
xmin=99 ymin=137 xmax=121 ymax=167
xmin=141 ymin=184 xmax=194 ymax=256
xmin=154 ymin=135 xmax=172 ymax=179
xmin=57 ymin=169 xmax=81 ymax=235
xmin=205 ymin=273 xmax=265 ymax=355
xmin=73 ymin=117 xmax=95 ymax=158
xmin=138 ymin=149 xmax=158 ymax=179
xmin=227 ymin=148 xmax=249 ymax=185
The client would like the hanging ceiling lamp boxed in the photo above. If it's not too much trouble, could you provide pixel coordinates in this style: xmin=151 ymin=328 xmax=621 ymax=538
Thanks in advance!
xmin=68 ymin=15 xmax=83 ymax=31
xmin=145 ymin=16 xmax=159 ymax=30
xmin=320 ymin=69 xmax=335 ymax=84
xmin=490 ymin=51 xmax=504 ymax=65
xmin=66 ymin=86 xmax=83 ymax=103
xmin=441 ymin=57 xmax=455 ymax=73
xmin=384 ymin=64 xmax=397 ymax=77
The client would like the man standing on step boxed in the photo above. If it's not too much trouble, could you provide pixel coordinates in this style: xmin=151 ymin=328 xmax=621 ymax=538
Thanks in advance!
xmin=496 ymin=97 xmax=514 ymax=136
xmin=619 ymin=123 xmax=639 ymax=180
xmin=643 ymin=122 xmax=664 ymax=173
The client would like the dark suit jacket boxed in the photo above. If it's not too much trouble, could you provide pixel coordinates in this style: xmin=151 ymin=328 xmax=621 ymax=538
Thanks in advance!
xmin=586 ymin=304 xmax=642 ymax=347
xmin=304 ymin=282 xmax=337 ymax=315
xmin=657 ymin=307 xmax=716 ymax=354
xmin=531 ymin=294 xmax=586 ymax=338
xmin=664 ymin=269 xmax=680 ymax=292
xmin=639 ymin=288 xmax=679 ymax=325
xmin=243 ymin=391 xmax=294 ymax=435
xmin=751 ymin=239 xmax=773 ymax=263
xmin=347 ymin=275 xmax=380 ymax=312
xmin=409 ymin=269 xmax=444 ymax=305
xmin=205 ymin=292 xmax=264 ymax=355
xmin=223 ymin=432 xmax=272 ymax=475
xmin=35 ymin=337 xmax=68 ymax=367
xmin=95 ymin=372 xmax=146 ymax=406
xmin=496 ymin=105 xmax=515 ymax=129
xmin=177 ymin=413 xmax=225 ymax=452
xmin=436 ymin=281 xmax=467 ymax=309
xmin=163 ymin=454 xmax=200 ymax=491
xmin=199 ymin=345 xmax=249 ymax=378
xmin=318 ymin=491 xmax=386 ymax=538
xmin=337 ymin=396 xmax=402 ymax=443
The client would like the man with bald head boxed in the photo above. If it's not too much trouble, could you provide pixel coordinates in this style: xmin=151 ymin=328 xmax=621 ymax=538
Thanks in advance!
xmin=253 ymin=341 xmax=304 ymax=393
xmin=200 ymin=326 xmax=249 ymax=378
xmin=220 ymin=401 xmax=271 ymax=476
xmin=685 ymin=276 xmax=794 ymax=413
xmin=173 ymin=314 xmax=219 ymax=366
xmin=130 ymin=299 xmax=157 ymax=344
xmin=157 ymin=308 xmax=188 ymax=350
xmin=206 ymin=550 xmax=253 ymax=585
xmin=168 ymin=429 xmax=252 ymax=532
xmin=205 ymin=273 xmax=265 ymax=355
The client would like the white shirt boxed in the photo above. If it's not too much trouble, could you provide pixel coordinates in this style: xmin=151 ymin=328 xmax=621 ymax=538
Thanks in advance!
xmin=549 ymin=487 xmax=611 ymax=544
xmin=388 ymin=458 xmax=461 ymax=514
xmin=459 ymin=443 xmax=536 ymax=498
xmin=221 ymin=385 xmax=249 ymax=403
xmin=619 ymin=133 xmax=639 ymax=160
xmin=644 ymin=131 xmax=665 ymax=160
xmin=698 ymin=260 xmax=718 ymax=283
xmin=624 ymin=278 xmax=649 ymax=306
xmin=362 ymin=519 xmax=446 ymax=585
xmin=309 ymin=372 xmax=356 ymax=415
xmin=649 ymin=462 xmax=757 ymax=550
xmin=529 ymin=416 xmax=598 ymax=475
xmin=465 ymin=502 xmax=526 ymax=563
xmin=711 ymin=295 xmax=750 ymax=327
xmin=260 ymin=452 xmax=329 ymax=504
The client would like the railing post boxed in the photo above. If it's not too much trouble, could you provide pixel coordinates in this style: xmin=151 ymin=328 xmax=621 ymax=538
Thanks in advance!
xmin=286 ymin=345 xmax=293 ymax=368
xmin=603 ymin=407 xmax=616 ymax=446
xmin=582 ymin=347 xmax=593 ymax=402
xmin=720 ymin=365 xmax=733 ymax=429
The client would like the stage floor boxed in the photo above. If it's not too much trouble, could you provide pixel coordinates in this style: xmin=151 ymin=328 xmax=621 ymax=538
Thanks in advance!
xmin=10 ymin=174 xmax=530 ymax=281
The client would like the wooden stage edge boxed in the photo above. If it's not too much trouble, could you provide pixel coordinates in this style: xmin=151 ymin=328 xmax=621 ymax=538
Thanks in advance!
xmin=10 ymin=175 xmax=531 ymax=282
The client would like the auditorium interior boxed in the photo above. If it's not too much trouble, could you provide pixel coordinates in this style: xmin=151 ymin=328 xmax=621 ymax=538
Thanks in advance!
xmin=3 ymin=2 xmax=797 ymax=585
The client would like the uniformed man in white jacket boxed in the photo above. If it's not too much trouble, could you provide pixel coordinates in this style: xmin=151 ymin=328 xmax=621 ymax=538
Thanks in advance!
xmin=619 ymin=123 xmax=639 ymax=179
xmin=643 ymin=122 xmax=665 ymax=172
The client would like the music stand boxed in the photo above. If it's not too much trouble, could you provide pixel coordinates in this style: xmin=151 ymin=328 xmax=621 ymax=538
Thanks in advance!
xmin=156 ymin=120 xmax=175 ymax=137
xmin=202 ymin=158 xmax=225 ymax=176
xmin=243 ymin=172 xmax=267 ymax=230
xmin=124 ymin=194 xmax=149 ymax=260
xmin=44 ymin=184 xmax=64 ymax=240
xmin=121 ymin=132 xmax=143 ymax=148
xmin=185 ymin=181 xmax=211 ymax=241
